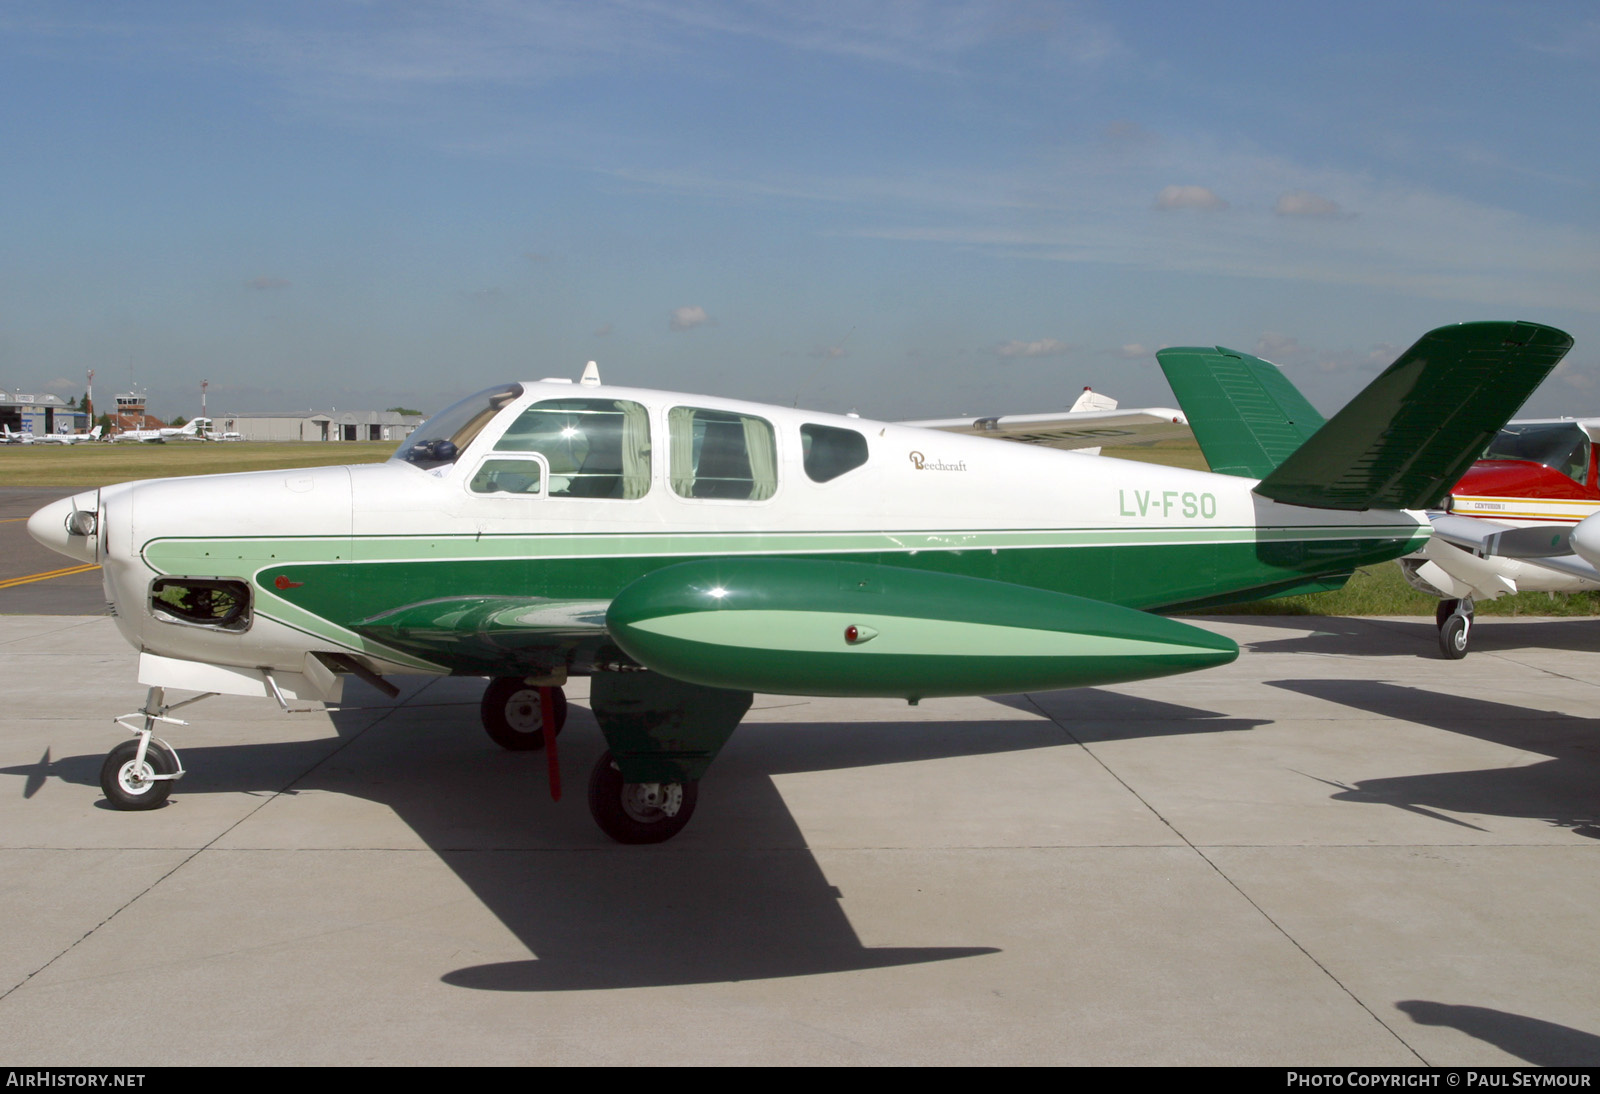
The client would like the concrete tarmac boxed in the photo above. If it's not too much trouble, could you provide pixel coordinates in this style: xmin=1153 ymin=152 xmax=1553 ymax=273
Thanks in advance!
xmin=2 ymin=612 xmax=1600 ymax=1065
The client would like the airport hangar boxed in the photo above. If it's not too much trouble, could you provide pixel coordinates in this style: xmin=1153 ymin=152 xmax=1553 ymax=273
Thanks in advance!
xmin=0 ymin=389 xmax=87 ymax=436
xmin=213 ymin=409 xmax=424 ymax=442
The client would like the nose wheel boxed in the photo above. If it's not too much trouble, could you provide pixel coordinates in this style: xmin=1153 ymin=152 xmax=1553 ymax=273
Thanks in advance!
xmin=480 ymin=677 xmax=568 ymax=751
xmin=587 ymin=750 xmax=698 ymax=844
xmin=100 ymin=738 xmax=180 ymax=810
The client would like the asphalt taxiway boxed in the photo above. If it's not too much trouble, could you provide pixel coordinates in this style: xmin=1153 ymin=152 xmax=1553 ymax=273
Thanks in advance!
xmin=2 ymin=608 xmax=1599 ymax=1065
xmin=0 ymin=488 xmax=106 ymax=615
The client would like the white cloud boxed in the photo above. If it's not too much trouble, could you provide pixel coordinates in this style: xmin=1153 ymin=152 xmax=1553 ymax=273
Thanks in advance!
xmin=1254 ymin=333 xmax=1301 ymax=360
xmin=1366 ymin=343 xmax=1401 ymax=367
xmin=1553 ymin=358 xmax=1597 ymax=391
xmin=669 ymin=305 xmax=710 ymax=331
xmin=1154 ymin=185 xmax=1227 ymax=211
xmin=1113 ymin=343 xmax=1152 ymax=359
xmin=996 ymin=338 xmax=1070 ymax=358
xmin=1275 ymin=190 xmax=1344 ymax=218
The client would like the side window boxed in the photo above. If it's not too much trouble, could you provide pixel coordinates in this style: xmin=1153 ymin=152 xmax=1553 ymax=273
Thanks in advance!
xmin=668 ymin=407 xmax=778 ymax=500
xmin=801 ymin=423 xmax=869 ymax=483
xmin=493 ymin=398 xmax=650 ymax=499
xmin=469 ymin=456 xmax=546 ymax=496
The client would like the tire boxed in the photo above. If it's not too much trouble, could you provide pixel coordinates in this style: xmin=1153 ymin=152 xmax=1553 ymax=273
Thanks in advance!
xmin=480 ymin=678 xmax=568 ymax=751
xmin=587 ymin=750 xmax=698 ymax=844
xmin=100 ymin=739 xmax=177 ymax=810
xmin=1435 ymin=599 xmax=1459 ymax=629
xmin=1439 ymin=613 xmax=1470 ymax=659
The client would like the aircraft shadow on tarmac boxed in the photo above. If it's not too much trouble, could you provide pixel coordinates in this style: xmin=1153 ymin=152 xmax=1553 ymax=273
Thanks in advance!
xmin=984 ymin=689 xmax=1268 ymax=742
xmin=1269 ymin=679 xmax=1600 ymax=837
xmin=8 ymin=680 xmax=1270 ymax=991
xmin=1396 ymin=1001 xmax=1600 ymax=1067
xmin=1228 ymin=615 xmax=1600 ymax=658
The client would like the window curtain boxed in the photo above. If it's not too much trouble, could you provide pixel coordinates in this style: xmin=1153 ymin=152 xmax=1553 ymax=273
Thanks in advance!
xmin=619 ymin=400 xmax=651 ymax=499
xmin=742 ymin=415 xmax=777 ymax=500
xmin=668 ymin=406 xmax=697 ymax=497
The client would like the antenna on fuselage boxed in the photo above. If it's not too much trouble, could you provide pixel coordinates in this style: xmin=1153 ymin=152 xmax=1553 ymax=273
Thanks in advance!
xmin=580 ymin=361 xmax=601 ymax=387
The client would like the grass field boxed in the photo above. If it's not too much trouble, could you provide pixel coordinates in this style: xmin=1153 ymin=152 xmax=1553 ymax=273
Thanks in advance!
xmin=5 ymin=436 xmax=1592 ymax=617
xmin=0 ymin=441 xmax=394 ymax=486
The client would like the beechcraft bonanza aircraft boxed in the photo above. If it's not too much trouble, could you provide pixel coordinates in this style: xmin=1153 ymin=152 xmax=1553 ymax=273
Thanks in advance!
xmin=27 ymin=321 xmax=1572 ymax=843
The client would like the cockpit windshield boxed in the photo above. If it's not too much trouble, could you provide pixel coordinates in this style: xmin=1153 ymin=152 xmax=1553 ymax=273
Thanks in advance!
xmin=1482 ymin=422 xmax=1591 ymax=484
xmin=395 ymin=384 xmax=523 ymax=470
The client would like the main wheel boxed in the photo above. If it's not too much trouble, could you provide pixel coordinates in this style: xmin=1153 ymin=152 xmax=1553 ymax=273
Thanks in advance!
xmin=1435 ymin=599 xmax=1459 ymax=629
xmin=587 ymin=750 xmax=698 ymax=844
xmin=1440 ymin=613 xmax=1470 ymax=659
xmin=480 ymin=678 xmax=568 ymax=751
xmin=100 ymin=739 xmax=177 ymax=810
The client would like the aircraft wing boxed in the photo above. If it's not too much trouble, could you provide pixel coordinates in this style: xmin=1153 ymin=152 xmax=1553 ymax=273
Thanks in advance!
xmin=1430 ymin=514 xmax=1576 ymax=560
xmin=902 ymin=407 xmax=1190 ymax=451
xmin=1430 ymin=513 xmax=1598 ymax=580
xmin=350 ymin=595 xmax=613 ymax=675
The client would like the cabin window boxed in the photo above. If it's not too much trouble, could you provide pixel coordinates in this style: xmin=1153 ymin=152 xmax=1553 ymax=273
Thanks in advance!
xmin=493 ymin=398 xmax=651 ymax=499
xmin=150 ymin=578 xmax=252 ymax=632
xmin=1483 ymin=423 xmax=1590 ymax=485
xmin=800 ymin=423 xmax=869 ymax=483
xmin=668 ymin=407 xmax=778 ymax=500
xmin=397 ymin=383 xmax=522 ymax=469
xmin=469 ymin=456 xmax=546 ymax=496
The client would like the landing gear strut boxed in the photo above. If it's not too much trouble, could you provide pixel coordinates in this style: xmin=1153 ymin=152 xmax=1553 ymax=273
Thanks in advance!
xmin=1436 ymin=596 xmax=1475 ymax=659
xmin=99 ymin=686 xmax=201 ymax=810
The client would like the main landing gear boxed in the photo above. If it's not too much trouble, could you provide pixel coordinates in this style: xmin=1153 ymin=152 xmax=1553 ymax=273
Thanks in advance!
xmin=479 ymin=676 xmax=568 ymax=751
xmin=479 ymin=674 xmax=713 ymax=843
xmin=1436 ymin=596 xmax=1475 ymax=659
xmin=99 ymin=687 xmax=203 ymax=810
xmin=586 ymin=750 xmax=698 ymax=844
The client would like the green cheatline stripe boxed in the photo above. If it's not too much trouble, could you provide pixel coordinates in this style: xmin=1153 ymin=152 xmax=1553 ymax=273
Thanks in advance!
xmin=140 ymin=524 xmax=1427 ymax=667
xmin=144 ymin=522 xmax=1426 ymax=567
xmin=630 ymin=610 xmax=1224 ymax=659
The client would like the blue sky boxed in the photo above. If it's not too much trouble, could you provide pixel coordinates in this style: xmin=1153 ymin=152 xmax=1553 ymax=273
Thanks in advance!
xmin=3 ymin=1 xmax=1597 ymax=424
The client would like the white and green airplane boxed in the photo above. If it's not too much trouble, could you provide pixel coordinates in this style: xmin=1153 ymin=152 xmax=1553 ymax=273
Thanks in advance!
xmin=27 ymin=321 xmax=1572 ymax=843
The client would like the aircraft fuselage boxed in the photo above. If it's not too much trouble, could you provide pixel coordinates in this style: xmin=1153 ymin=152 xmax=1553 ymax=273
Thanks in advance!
xmin=32 ymin=380 xmax=1427 ymax=695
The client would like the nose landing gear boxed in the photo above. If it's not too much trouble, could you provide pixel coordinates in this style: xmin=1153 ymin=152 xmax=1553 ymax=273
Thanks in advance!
xmin=99 ymin=686 xmax=207 ymax=810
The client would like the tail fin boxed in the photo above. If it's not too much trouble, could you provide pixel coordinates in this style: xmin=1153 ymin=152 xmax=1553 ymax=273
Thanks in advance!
xmin=1160 ymin=321 xmax=1572 ymax=511
xmin=1157 ymin=344 xmax=1325 ymax=478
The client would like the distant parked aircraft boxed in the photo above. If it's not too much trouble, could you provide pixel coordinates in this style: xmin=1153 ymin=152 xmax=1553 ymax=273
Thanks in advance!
xmin=38 ymin=426 xmax=105 ymax=445
xmin=111 ymin=419 xmax=206 ymax=443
